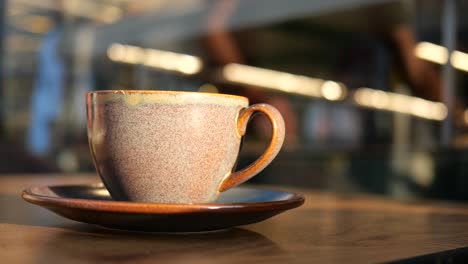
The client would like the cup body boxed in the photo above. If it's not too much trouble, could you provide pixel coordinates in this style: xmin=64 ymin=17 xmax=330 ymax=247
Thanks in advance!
xmin=87 ymin=90 xmax=248 ymax=203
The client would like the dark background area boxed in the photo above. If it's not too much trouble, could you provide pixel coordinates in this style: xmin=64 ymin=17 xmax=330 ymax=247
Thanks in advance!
xmin=2 ymin=0 xmax=468 ymax=202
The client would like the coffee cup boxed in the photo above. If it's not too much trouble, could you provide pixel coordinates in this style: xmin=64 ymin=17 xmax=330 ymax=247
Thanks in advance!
xmin=86 ymin=90 xmax=285 ymax=203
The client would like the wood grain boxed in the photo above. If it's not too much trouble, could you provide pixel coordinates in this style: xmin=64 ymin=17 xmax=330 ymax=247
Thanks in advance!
xmin=2 ymin=174 xmax=468 ymax=263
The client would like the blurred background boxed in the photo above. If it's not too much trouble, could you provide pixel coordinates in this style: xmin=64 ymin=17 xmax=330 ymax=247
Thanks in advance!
xmin=2 ymin=0 xmax=468 ymax=201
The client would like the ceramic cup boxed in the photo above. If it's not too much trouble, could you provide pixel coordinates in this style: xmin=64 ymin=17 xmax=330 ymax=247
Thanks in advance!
xmin=86 ymin=90 xmax=285 ymax=203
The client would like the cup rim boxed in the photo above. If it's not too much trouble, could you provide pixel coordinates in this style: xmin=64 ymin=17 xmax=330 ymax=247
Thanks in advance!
xmin=88 ymin=90 xmax=248 ymax=102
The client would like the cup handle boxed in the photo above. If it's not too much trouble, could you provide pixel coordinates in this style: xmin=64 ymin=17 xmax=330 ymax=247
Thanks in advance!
xmin=218 ymin=104 xmax=286 ymax=192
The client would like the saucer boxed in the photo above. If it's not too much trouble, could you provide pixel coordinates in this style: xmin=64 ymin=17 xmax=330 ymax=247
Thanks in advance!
xmin=22 ymin=183 xmax=304 ymax=232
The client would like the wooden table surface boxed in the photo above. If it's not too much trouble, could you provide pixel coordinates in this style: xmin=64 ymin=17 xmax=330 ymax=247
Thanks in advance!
xmin=2 ymin=174 xmax=468 ymax=263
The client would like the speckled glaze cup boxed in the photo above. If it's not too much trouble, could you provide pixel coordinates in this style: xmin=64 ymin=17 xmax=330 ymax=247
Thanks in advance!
xmin=86 ymin=90 xmax=285 ymax=204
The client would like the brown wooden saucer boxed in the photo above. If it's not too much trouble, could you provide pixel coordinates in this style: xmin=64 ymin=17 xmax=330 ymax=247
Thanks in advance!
xmin=22 ymin=183 xmax=304 ymax=232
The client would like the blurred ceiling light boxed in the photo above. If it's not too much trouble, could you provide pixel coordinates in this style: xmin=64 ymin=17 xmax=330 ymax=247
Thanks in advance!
xmin=321 ymin=81 xmax=345 ymax=101
xmin=415 ymin=42 xmax=468 ymax=72
xmin=415 ymin=42 xmax=448 ymax=64
xmin=199 ymin=83 xmax=219 ymax=93
xmin=177 ymin=55 xmax=203 ymax=74
xmin=388 ymin=93 xmax=412 ymax=113
xmin=354 ymin=88 xmax=447 ymax=121
xmin=124 ymin=46 xmax=144 ymax=64
xmin=222 ymin=63 xmax=346 ymax=101
xmin=431 ymin=102 xmax=448 ymax=121
xmin=64 ymin=0 xmax=122 ymax=23
xmin=15 ymin=0 xmax=121 ymax=24
xmin=411 ymin=98 xmax=432 ymax=118
xmin=370 ymin=90 xmax=389 ymax=109
xmin=452 ymin=51 xmax=468 ymax=72
xmin=107 ymin=43 xmax=126 ymax=61
xmin=107 ymin=43 xmax=202 ymax=75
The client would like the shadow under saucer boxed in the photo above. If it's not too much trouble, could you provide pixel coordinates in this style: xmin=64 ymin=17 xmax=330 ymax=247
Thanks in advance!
xmin=37 ymin=226 xmax=289 ymax=263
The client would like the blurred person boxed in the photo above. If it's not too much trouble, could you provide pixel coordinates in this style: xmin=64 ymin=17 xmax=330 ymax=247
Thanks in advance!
xmin=204 ymin=0 xmax=464 ymax=149
xmin=205 ymin=0 xmax=299 ymax=147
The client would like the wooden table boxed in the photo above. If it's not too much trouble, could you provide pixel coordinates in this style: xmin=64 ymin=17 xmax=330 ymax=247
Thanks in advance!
xmin=2 ymin=174 xmax=468 ymax=263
